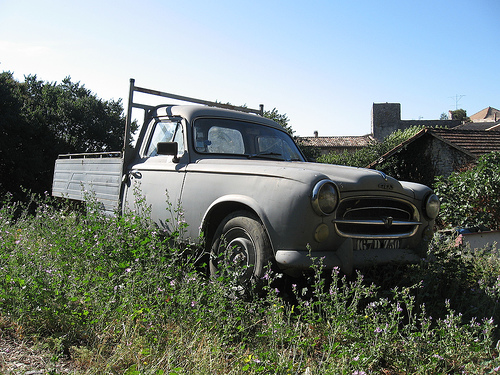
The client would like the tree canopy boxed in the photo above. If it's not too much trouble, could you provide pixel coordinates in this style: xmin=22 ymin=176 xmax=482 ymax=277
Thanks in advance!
xmin=449 ymin=109 xmax=469 ymax=122
xmin=264 ymin=108 xmax=293 ymax=136
xmin=0 ymin=72 xmax=126 ymax=198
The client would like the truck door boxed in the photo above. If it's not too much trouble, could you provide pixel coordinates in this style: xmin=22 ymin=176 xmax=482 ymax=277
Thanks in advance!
xmin=123 ymin=118 xmax=187 ymax=234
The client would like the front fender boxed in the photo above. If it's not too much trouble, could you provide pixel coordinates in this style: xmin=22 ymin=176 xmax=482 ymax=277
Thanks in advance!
xmin=200 ymin=194 xmax=274 ymax=247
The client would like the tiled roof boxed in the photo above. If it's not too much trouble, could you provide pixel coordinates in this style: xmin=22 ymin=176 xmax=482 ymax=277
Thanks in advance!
xmin=429 ymin=129 xmax=500 ymax=157
xmin=454 ymin=121 xmax=500 ymax=131
xmin=366 ymin=128 xmax=500 ymax=169
xmin=469 ymin=107 xmax=500 ymax=121
xmin=297 ymin=135 xmax=375 ymax=148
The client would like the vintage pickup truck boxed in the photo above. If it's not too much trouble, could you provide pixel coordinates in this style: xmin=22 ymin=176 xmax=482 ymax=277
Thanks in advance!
xmin=52 ymin=80 xmax=440 ymax=281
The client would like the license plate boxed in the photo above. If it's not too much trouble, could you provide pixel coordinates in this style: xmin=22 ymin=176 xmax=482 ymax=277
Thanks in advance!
xmin=354 ymin=239 xmax=401 ymax=250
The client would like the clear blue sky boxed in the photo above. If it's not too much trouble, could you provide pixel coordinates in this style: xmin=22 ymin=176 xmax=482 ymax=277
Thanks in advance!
xmin=1 ymin=0 xmax=499 ymax=137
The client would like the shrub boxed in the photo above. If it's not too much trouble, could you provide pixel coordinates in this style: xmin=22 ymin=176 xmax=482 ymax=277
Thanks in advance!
xmin=435 ymin=151 xmax=500 ymax=230
xmin=317 ymin=126 xmax=424 ymax=169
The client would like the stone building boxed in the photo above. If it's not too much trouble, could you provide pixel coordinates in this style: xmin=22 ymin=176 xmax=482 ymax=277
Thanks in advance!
xmin=455 ymin=106 xmax=500 ymax=131
xmin=295 ymin=104 xmax=499 ymax=184
xmin=297 ymin=102 xmax=462 ymax=155
xmin=371 ymin=103 xmax=461 ymax=141
xmin=366 ymin=128 xmax=500 ymax=187
xmin=469 ymin=106 xmax=500 ymax=122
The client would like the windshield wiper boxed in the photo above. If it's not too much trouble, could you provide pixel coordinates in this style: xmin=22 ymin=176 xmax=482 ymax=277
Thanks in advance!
xmin=247 ymin=152 xmax=285 ymax=161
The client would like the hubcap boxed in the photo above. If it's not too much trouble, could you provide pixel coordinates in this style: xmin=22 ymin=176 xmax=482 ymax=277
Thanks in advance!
xmin=218 ymin=227 xmax=254 ymax=277
xmin=226 ymin=237 xmax=251 ymax=267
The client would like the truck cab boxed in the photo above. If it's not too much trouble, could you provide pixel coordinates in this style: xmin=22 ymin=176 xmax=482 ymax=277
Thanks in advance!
xmin=53 ymin=80 xmax=440 ymax=283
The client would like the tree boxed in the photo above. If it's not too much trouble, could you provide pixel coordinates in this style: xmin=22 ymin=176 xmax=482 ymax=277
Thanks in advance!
xmin=0 ymin=72 xmax=33 ymax=197
xmin=0 ymin=72 xmax=126 ymax=198
xmin=449 ymin=109 xmax=469 ymax=122
xmin=264 ymin=108 xmax=293 ymax=136
xmin=21 ymin=75 xmax=126 ymax=153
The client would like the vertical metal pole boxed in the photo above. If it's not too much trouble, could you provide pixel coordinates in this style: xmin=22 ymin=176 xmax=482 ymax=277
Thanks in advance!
xmin=123 ymin=78 xmax=135 ymax=152
xmin=119 ymin=79 xmax=136 ymax=212
xmin=259 ymin=104 xmax=264 ymax=116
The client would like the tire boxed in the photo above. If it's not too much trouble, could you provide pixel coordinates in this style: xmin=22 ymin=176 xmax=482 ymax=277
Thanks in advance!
xmin=209 ymin=211 xmax=272 ymax=285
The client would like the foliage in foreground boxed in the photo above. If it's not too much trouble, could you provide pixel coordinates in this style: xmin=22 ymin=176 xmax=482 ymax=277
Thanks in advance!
xmin=0 ymin=195 xmax=500 ymax=374
xmin=435 ymin=151 xmax=500 ymax=231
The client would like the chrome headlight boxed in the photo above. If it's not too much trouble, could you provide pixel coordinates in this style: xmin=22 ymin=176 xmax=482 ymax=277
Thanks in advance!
xmin=424 ymin=193 xmax=440 ymax=219
xmin=311 ymin=180 xmax=339 ymax=216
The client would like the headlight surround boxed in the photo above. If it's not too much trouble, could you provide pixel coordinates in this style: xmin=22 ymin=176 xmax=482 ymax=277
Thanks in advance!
xmin=311 ymin=180 xmax=339 ymax=216
xmin=424 ymin=193 xmax=440 ymax=219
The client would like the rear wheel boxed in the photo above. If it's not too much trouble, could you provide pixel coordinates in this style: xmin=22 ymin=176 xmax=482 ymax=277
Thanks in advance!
xmin=209 ymin=211 xmax=272 ymax=285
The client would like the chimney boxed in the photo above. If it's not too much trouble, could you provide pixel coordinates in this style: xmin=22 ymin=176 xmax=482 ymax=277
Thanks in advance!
xmin=314 ymin=131 xmax=318 ymax=137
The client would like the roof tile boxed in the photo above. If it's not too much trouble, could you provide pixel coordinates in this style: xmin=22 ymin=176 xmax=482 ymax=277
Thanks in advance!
xmin=298 ymin=135 xmax=375 ymax=148
xmin=469 ymin=107 xmax=500 ymax=121
xmin=429 ymin=129 xmax=500 ymax=157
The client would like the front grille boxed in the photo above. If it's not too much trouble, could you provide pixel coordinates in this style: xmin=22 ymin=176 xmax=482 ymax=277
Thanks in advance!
xmin=333 ymin=197 xmax=421 ymax=239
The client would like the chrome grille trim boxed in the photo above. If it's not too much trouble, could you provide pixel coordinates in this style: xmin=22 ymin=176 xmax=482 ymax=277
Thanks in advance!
xmin=333 ymin=197 xmax=421 ymax=239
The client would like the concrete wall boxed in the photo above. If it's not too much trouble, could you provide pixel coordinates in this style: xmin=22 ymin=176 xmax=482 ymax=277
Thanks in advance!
xmin=460 ymin=231 xmax=500 ymax=251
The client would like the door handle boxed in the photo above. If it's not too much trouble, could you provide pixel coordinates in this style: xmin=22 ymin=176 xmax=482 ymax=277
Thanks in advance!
xmin=123 ymin=171 xmax=142 ymax=184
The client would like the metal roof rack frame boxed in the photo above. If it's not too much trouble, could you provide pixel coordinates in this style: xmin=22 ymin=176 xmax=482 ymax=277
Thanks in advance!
xmin=123 ymin=78 xmax=264 ymax=152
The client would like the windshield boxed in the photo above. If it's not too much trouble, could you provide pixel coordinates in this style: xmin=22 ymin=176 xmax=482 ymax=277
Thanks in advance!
xmin=193 ymin=118 xmax=304 ymax=161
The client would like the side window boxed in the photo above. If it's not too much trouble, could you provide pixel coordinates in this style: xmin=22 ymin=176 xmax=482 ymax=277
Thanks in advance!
xmin=145 ymin=121 xmax=181 ymax=157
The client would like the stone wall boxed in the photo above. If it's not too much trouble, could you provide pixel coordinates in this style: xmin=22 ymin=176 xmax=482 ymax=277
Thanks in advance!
xmin=378 ymin=132 xmax=475 ymax=187
xmin=371 ymin=103 xmax=460 ymax=141
xmin=426 ymin=137 xmax=474 ymax=178
xmin=371 ymin=103 xmax=401 ymax=140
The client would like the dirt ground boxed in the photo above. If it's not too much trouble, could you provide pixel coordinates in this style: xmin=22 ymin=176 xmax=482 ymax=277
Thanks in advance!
xmin=0 ymin=334 xmax=76 ymax=375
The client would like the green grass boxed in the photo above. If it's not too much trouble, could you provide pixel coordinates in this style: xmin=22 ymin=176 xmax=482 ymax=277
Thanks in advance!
xmin=0 ymin=193 xmax=499 ymax=374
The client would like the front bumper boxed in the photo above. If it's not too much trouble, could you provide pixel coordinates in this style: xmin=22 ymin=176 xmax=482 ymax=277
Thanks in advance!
xmin=275 ymin=238 xmax=422 ymax=275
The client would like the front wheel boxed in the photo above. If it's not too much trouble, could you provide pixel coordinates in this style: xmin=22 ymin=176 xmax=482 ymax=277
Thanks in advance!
xmin=209 ymin=211 xmax=272 ymax=285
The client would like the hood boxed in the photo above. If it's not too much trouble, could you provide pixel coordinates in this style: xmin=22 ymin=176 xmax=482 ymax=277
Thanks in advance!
xmin=190 ymin=159 xmax=417 ymax=198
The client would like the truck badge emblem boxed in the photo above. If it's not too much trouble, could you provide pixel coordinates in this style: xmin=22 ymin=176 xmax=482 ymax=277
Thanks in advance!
xmin=383 ymin=216 xmax=393 ymax=228
xmin=378 ymin=183 xmax=394 ymax=190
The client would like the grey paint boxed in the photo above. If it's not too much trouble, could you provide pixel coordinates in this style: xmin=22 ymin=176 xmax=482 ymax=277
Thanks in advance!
xmin=52 ymin=154 xmax=122 ymax=215
xmin=53 ymin=100 xmax=437 ymax=275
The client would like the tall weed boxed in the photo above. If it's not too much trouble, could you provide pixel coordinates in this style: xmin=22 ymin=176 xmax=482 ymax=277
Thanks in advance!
xmin=0 ymin=194 xmax=499 ymax=374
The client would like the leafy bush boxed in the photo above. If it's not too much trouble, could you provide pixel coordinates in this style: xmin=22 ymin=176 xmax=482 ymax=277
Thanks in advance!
xmin=317 ymin=126 xmax=424 ymax=168
xmin=435 ymin=152 xmax=500 ymax=230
